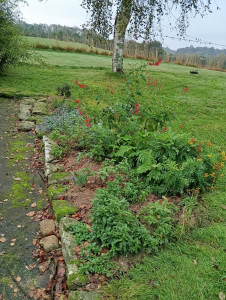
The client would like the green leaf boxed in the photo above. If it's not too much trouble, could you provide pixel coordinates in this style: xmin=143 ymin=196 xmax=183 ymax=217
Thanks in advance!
xmin=140 ymin=74 xmax=146 ymax=81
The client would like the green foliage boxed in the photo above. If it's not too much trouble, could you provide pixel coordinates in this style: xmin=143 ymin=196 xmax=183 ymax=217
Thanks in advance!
xmin=0 ymin=0 xmax=29 ymax=71
xmin=138 ymin=200 xmax=177 ymax=245
xmin=57 ymin=83 xmax=71 ymax=97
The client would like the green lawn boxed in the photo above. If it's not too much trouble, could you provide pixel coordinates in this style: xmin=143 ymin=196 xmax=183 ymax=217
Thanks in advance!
xmin=0 ymin=50 xmax=225 ymax=299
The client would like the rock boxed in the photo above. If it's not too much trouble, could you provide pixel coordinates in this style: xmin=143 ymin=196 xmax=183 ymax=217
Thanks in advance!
xmin=40 ymin=219 xmax=55 ymax=236
xmin=18 ymin=110 xmax=31 ymax=121
xmin=33 ymin=102 xmax=47 ymax=115
xmin=43 ymin=135 xmax=57 ymax=163
xmin=48 ymin=172 xmax=72 ymax=185
xmin=67 ymin=262 xmax=88 ymax=289
xmin=68 ymin=291 xmax=102 ymax=300
xmin=40 ymin=235 xmax=59 ymax=252
xmin=48 ymin=184 xmax=65 ymax=201
xmin=45 ymin=163 xmax=64 ymax=177
xmin=18 ymin=121 xmax=35 ymax=131
xmin=19 ymin=104 xmax=32 ymax=112
xmin=52 ymin=200 xmax=77 ymax=222
xmin=59 ymin=217 xmax=78 ymax=263
xmin=22 ymin=98 xmax=36 ymax=105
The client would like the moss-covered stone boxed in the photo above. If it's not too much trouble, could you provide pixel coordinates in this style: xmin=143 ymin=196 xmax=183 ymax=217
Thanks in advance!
xmin=48 ymin=184 xmax=65 ymax=202
xmin=67 ymin=268 xmax=88 ymax=290
xmin=52 ymin=200 xmax=77 ymax=222
xmin=68 ymin=291 xmax=102 ymax=300
xmin=28 ymin=115 xmax=44 ymax=125
xmin=48 ymin=172 xmax=72 ymax=185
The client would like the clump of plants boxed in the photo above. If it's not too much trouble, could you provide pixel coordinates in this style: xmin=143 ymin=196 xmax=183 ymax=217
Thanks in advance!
xmin=57 ymin=83 xmax=71 ymax=97
xmin=54 ymin=63 xmax=225 ymax=276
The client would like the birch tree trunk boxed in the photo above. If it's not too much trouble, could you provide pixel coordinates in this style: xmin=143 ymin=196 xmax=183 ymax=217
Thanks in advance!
xmin=112 ymin=0 xmax=132 ymax=73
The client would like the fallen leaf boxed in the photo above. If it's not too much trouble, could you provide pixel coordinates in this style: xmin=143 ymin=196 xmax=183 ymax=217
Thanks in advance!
xmin=38 ymin=260 xmax=50 ymax=274
xmin=26 ymin=211 xmax=35 ymax=217
xmin=0 ymin=251 xmax=6 ymax=256
xmin=32 ymin=239 xmax=37 ymax=245
xmin=17 ymin=225 xmax=22 ymax=228
xmin=31 ymin=203 xmax=37 ymax=208
xmin=38 ymin=189 xmax=43 ymax=194
xmin=11 ymin=239 xmax=16 ymax=242
xmin=0 ymin=238 xmax=6 ymax=243
xmin=16 ymin=276 xmax=21 ymax=282
xmin=10 ymin=243 xmax=15 ymax=246
xmin=3 ymin=199 xmax=8 ymax=202
xmin=193 ymin=259 xmax=198 ymax=265
xmin=221 ymin=205 xmax=226 ymax=210
xmin=13 ymin=288 xmax=18 ymax=293
xmin=9 ymin=284 xmax=14 ymax=289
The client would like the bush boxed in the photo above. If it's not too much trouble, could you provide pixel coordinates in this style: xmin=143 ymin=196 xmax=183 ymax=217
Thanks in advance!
xmin=0 ymin=1 xmax=29 ymax=71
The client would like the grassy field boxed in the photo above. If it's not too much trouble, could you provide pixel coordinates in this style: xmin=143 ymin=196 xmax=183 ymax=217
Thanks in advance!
xmin=27 ymin=36 xmax=112 ymax=55
xmin=0 ymin=50 xmax=225 ymax=299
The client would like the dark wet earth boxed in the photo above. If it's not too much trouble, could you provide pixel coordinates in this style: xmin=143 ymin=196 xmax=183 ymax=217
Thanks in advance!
xmin=0 ymin=98 xmax=50 ymax=299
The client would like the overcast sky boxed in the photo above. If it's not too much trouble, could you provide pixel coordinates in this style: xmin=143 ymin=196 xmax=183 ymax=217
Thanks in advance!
xmin=19 ymin=0 xmax=226 ymax=50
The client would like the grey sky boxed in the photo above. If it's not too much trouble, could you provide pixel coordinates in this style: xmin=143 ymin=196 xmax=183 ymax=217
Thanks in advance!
xmin=19 ymin=0 xmax=226 ymax=50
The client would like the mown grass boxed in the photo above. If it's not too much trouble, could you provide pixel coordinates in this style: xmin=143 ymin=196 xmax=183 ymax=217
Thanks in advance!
xmin=0 ymin=50 xmax=225 ymax=299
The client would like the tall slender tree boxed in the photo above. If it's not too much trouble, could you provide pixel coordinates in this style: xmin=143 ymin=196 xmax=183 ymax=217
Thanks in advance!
xmin=82 ymin=0 xmax=215 ymax=72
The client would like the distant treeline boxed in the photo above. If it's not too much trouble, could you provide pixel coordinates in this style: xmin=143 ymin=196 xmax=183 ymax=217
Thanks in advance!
xmin=18 ymin=21 xmax=164 ymax=60
xmin=164 ymin=45 xmax=226 ymax=57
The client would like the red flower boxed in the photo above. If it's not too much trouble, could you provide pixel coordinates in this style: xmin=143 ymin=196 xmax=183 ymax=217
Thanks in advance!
xmin=77 ymin=107 xmax=83 ymax=115
xmin=161 ymin=126 xmax=168 ymax=134
xmin=134 ymin=102 xmax=140 ymax=115
xmin=110 ymin=91 xmax=114 ymax=94
xmin=75 ymin=99 xmax=80 ymax=104
xmin=74 ymin=80 xmax=78 ymax=84
xmin=85 ymin=115 xmax=92 ymax=127
xmin=182 ymin=86 xmax=189 ymax=92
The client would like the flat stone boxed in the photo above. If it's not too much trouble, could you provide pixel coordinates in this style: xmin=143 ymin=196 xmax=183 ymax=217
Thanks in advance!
xmin=48 ymin=184 xmax=65 ymax=201
xmin=19 ymin=104 xmax=32 ymax=112
xmin=18 ymin=121 xmax=35 ymax=131
xmin=45 ymin=163 xmax=64 ymax=177
xmin=40 ymin=219 xmax=55 ymax=236
xmin=68 ymin=291 xmax=102 ymax=300
xmin=52 ymin=201 xmax=77 ymax=222
xmin=40 ymin=235 xmax=59 ymax=252
xmin=59 ymin=217 xmax=78 ymax=263
xmin=33 ymin=102 xmax=47 ymax=115
xmin=18 ymin=110 xmax=31 ymax=121
xmin=22 ymin=98 xmax=36 ymax=105
xmin=48 ymin=172 xmax=72 ymax=185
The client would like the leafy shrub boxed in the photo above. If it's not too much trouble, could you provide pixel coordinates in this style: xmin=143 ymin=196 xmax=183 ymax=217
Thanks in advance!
xmin=57 ymin=83 xmax=71 ymax=97
xmin=138 ymin=200 xmax=177 ymax=245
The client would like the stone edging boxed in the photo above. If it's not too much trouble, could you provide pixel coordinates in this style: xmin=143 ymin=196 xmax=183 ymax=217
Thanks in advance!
xmin=17 ymin=97 xmax=101 ymax=300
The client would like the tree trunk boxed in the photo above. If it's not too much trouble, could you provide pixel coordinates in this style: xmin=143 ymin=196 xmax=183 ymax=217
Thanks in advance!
xmin=112 ymin=0 xmax=132 ymax=73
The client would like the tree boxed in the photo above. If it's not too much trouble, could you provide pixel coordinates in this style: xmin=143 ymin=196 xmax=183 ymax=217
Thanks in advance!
xmin=82 ymin=0 xmax=215 ymax=72
xmin=0 ymin=0 xmax=28 ymax=71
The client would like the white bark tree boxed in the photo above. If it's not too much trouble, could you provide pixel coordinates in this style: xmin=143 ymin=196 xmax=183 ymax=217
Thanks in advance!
xmin=82 ymin=0 xmax=214 ymax=73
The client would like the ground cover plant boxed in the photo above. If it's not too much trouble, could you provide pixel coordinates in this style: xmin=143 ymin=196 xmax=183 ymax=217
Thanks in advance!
xmin=0 ymin=50 xmax=225 ymax=298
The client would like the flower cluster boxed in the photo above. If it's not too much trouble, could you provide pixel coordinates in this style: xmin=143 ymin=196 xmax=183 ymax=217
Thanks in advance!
xmin=134 ymin=102 xmax=140 ymax=115
xmin=85 ymin=115 xmax=92 ymax=127
xmin=161 ymin=126 xmax=168 ymax=134
xmin=74 ymin=79 xmax=88 ymax=89
xmin=182 ymin=86 xmax=189 ymax=92
xmin=148 ymin=59 xmax=162 ymax=66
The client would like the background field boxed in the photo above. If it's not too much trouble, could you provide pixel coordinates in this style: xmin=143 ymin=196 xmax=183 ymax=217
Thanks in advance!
xmin=0 ymin=49 xmax=225 ymax=299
